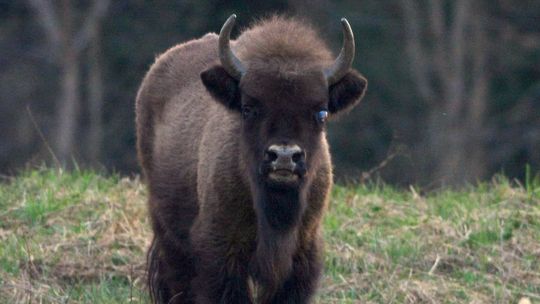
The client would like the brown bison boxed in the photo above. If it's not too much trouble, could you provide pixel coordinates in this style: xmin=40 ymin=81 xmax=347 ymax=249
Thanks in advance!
xmin=136 ymin=14 xmax=367 ymax=304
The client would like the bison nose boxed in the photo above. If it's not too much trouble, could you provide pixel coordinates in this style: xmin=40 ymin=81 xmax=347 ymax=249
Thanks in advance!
xmin=265 ymin=144 xmax=305 ymax=170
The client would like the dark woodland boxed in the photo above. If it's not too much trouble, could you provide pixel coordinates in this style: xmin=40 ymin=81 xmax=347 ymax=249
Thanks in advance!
xmin=1 ymin=0 xmax=539 ymax=186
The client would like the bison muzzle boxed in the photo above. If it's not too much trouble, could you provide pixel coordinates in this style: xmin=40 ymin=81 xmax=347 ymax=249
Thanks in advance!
xmin=136 ymin=14 xmax=367 ymax=304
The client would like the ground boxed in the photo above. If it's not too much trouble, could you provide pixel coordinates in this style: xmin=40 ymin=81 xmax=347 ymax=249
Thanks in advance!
xmin=0 ymin=168 xmax=539 ymax=303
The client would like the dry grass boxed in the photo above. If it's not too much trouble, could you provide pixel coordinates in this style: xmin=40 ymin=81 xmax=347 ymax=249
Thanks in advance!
xmin=0 ymin=169 xmax=150 ymax=303
xmin=0 ymin=168 xmax=539 ymax=303
xmin=320 ymin=177 xmax=540 ymax=303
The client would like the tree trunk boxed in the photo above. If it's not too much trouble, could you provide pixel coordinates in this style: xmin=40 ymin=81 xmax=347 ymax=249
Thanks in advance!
xmin=463 ymin=8 xmax=489 ymax=181
xmin=401 ymin=0 xmax=490 ymax=186
xmin=56 ymin=47 xmax=80 ymax=164
xmin=54 ymin=0 xmax=79 ymax=165
xmin=27 ymin=0 xmax=110 ymax=167
xmin=87 ymin=22 xmax=104 ymax=165
xmin=427 ymin=110 xmax=468 ymax=186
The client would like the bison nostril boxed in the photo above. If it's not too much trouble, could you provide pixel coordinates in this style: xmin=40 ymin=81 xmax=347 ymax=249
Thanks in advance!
xmin=292 ymin=151 xmax=304 ymax=163
xmin=266 ymin=144 xmax=303 ymax=166
xmin=265 ymin=150 xmax=278 ymax=162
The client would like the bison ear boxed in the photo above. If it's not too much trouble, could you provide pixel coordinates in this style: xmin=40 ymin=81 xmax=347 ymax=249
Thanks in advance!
xmin=328 ymin=70 xmax=367 ymax=114
xmin=201 ymin=65 xmax=241 ymax=112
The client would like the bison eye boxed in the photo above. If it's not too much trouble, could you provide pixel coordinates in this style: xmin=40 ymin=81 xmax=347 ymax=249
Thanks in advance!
xmin=316 ymin=110 xmax=328 ymax=124
xmin=242 ymin=105 xmax=257 ymax=120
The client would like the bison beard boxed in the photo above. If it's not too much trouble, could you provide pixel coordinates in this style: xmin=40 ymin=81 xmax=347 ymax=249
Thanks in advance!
xmin=258 ymin=184 xmax=304 ymax=231
xmin=252 ymin=181 xmax=304 ymax=287
xmin=136 ymin=14 xmax=367 ymax=304
xmin=252 ymin=187 xmax=326 ymax=304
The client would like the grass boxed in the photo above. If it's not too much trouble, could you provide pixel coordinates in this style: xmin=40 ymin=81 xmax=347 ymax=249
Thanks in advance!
xmin=0 ymin=169 xmax=148 ymax=303
xmin=1 ymin=168 xmax=539 ymax=303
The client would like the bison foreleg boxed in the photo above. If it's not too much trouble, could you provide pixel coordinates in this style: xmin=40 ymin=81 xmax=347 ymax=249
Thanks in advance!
xmin=192 ymin=255 xmax=253 ymax=303
xmin=191 ymin=230 xmax=254 ymax=304
xmin=261 ymin=240 xmax=323 ymax=304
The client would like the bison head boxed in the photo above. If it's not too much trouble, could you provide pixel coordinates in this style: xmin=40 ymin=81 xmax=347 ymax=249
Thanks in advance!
xmin=201 ymin=15 xmax=367 ymax=230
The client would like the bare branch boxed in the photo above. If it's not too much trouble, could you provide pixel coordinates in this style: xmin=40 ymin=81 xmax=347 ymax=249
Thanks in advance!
xmin=469 ymin=14 xmax=489 ymax=125
xmin=73 ymin=0 xmax=111 ymax=52
xmin=446 ymin=0 xmax=471 ymax=116
xmin=400 ymin=0 xmax=435 ymax=104
xmin=26 ymin=0 xmax=61 ymax=51
xmin=87 ymin=20 xmax=105 ymax=164
xmin=428 ymin=0 xmax=448 ymax=80
xmin=26 ymin=106 xmax=61 ymax=168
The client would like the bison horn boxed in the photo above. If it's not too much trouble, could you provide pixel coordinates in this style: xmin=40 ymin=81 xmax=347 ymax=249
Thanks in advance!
xmin=219 ymin=14 xmax=245 ymax=80
xmin=324 ymin=18 xmax=355 ymax=85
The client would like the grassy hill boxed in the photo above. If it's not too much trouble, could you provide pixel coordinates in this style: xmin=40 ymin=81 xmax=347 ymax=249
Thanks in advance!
xmin=1 ymin=168 xmax=539 ymax=303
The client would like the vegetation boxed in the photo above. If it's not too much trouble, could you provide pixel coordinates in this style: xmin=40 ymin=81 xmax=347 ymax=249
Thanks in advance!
xmin=1 ymin=168 xmax=539 ymax=303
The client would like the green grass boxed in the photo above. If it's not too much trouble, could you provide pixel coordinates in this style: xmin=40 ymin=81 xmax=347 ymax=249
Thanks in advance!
xmin=1 ymin=168 xmax=539 ymax=303
xmin=0 ymin=168 xmax=148 ymax=303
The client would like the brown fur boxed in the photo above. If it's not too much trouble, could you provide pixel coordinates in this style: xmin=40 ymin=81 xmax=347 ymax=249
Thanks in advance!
xmin=136 ymin=16 xmax=367 ymax=304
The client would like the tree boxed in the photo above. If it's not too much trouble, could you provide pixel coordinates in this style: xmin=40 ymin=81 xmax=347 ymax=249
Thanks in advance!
xmin=400 ymin=0 xmax=491 ymax=185
xmin=27 ymin=0 xmax=110 ymax=165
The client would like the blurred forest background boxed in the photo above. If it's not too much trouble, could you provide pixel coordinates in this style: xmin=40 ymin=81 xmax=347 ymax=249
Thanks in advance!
xmin=1 ymin=0 xmax=539 ymax=186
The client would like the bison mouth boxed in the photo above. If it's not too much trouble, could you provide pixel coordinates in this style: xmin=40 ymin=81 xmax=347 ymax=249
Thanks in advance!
xmin=267 ymin=169 xmax=300 ymax=183
xmin=260 ymin=165 xmax=306 ymax=188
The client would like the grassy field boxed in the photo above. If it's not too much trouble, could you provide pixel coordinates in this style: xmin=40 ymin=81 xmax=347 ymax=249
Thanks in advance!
xmin=1 ymin=168 xmax=539 ymax=303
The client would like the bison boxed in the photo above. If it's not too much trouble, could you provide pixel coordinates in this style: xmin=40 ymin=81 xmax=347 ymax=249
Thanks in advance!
xmin=136 ymin=14 xmax=367 ymax=304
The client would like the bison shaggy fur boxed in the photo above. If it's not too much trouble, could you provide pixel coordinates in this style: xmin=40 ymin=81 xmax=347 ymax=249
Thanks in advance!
xmin=136 ymin=15 xmax=367 ymax=304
